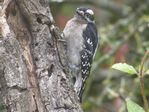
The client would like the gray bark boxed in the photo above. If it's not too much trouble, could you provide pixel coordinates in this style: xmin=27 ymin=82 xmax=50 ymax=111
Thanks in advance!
xmin=0 ymin=0 xmax=83 ymax=112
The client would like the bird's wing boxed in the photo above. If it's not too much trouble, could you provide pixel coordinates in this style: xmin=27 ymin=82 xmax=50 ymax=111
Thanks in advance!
xmin=78 ymin=23 xmax=99 ymax=101
xmin=81 ymin=22 xmax=99 ymax=77
xmin=83 ymin=23 xmax=99 ymax=54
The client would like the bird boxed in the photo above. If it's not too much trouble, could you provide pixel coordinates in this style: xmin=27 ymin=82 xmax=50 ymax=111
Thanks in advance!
xmin=63 ymin=7 xmax=99 ymax=102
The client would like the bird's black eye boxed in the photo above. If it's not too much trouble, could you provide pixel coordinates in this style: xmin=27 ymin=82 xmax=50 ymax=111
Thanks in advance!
xmin=85 ymin=13 xmax=94 ymax=21
xmin=85 ymin=13 xmax=90 ymax=17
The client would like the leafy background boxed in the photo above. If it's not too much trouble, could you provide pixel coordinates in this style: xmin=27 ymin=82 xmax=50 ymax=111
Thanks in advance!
xmin=50 ymin=0 xmax=149 ymax=112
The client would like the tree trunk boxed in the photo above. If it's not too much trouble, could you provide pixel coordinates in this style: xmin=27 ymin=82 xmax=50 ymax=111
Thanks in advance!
xmin=0 ymin=0 xmax=83 ymax=111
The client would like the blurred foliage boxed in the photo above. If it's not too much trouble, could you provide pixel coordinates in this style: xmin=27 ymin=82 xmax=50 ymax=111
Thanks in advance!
xmin=0 ymin=100 xmax=6 ymax=112
xmin=50 ymin=0 xmax=149 ymax=112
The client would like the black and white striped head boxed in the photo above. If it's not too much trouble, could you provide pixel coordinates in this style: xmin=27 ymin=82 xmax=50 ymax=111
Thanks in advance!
xmin=76 ymin=7 xmax=94 ymax=23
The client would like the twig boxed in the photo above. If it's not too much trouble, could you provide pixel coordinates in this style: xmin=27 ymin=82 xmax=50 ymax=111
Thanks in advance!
xmin=139 ymin=50 xmax=149 ymax=112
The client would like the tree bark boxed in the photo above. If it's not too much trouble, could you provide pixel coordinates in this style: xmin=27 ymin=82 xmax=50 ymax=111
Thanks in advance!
xmin=0 ymin=0 xmax=83 ymax=112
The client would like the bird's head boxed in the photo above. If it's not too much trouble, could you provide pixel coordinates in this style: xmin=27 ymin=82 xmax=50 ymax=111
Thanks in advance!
xmin=75 ymin=7 xmax=94 ymax=23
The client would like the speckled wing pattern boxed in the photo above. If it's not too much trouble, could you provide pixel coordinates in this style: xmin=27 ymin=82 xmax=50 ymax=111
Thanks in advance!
xmin=79 ymin=22 xmax=98 ymax=98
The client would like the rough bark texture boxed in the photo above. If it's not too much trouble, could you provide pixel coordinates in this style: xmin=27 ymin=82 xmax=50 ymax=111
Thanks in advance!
xmin=0 ymin=0 xmax=83 ymax=112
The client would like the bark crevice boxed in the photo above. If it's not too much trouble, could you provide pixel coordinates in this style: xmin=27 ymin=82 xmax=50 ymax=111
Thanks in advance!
xmin=0 ymin=0 xmax=83 ymax=111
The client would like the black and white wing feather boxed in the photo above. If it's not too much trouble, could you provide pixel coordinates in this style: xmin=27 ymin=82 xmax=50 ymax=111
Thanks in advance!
xmin=79 ymin=23 xmax=99 ymax=98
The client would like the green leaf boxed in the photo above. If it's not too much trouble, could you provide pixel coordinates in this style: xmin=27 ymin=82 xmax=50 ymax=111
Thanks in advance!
xmin=111 ymin=63 xmax=137 ymax=75
xmin=145 ymin=69 xmax=149 ymax=75
xmin=126 ymin=99 xmax=145 ymax=112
